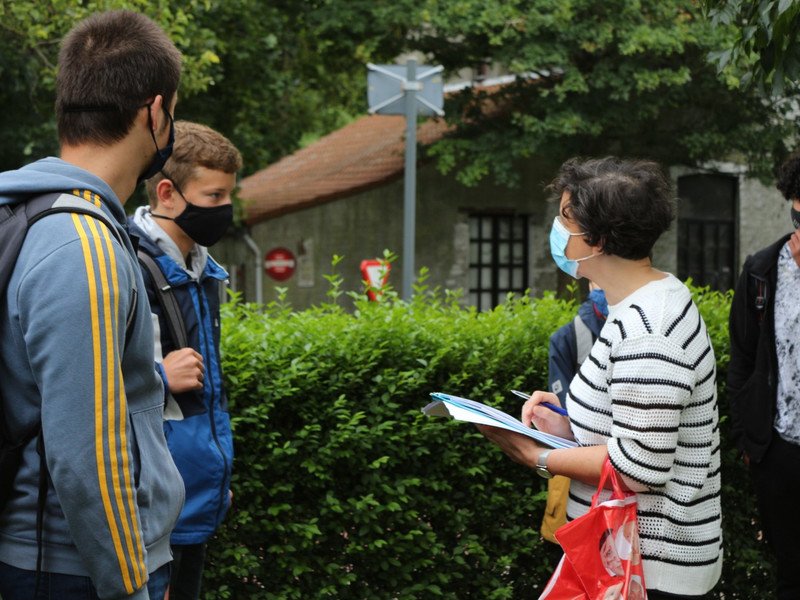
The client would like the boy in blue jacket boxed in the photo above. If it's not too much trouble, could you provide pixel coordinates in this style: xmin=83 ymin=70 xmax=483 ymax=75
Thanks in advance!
xmin=548 ymin=283 xmax=608 ymax=404
xmin=540 ymin=283 xmax=607 ymax=555
xmin=129 ymin=121 xmax=241 ymax=599
xmin=0 ymin=10 xmax=184 ymax=600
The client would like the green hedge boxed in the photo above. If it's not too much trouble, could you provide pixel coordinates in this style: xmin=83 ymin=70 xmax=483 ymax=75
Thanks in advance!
xmin=204 ymin=274 xmax=774 ymax=598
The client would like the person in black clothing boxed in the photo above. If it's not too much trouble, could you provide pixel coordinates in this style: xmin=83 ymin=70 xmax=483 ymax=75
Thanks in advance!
xmin=728 ymin=151 xmax=800 ymax=600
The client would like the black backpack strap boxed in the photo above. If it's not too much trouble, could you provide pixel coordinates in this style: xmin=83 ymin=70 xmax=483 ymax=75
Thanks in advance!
xmin=34 ymin=433 xmax=47 ymax=597
xmin=27 ymin=193 xmax=138 ymax=323
xmin=137 ymin=250 xmax=189 ymax=349
xmin=573 ymin=315 xmax=594 ymax=367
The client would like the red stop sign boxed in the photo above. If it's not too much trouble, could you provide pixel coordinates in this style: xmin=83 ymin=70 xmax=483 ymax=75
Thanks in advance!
xmin=264 ymin=247 xmax=296 ymax=281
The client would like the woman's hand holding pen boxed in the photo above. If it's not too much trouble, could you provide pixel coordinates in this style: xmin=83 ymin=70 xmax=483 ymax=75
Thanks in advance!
xmin=521 ymin=391 xmax=574 ymax=441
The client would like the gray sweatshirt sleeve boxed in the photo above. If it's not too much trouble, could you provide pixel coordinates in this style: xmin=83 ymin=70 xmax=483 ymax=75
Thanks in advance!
xmin=17 ymin=215 xmax=151 ymax=598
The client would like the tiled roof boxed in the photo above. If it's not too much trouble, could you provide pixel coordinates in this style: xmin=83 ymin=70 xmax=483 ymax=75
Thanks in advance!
xmin=238 ymin=114 xmax=452 ymax=224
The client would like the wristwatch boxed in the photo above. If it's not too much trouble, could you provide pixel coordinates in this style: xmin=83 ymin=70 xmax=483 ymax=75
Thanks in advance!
xmin=535 ymin=449 xmax=553 ymax=479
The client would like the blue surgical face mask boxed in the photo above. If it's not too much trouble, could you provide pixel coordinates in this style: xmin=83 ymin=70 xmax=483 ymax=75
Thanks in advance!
xmin=549 ymin=216 xmax=597 ymax=279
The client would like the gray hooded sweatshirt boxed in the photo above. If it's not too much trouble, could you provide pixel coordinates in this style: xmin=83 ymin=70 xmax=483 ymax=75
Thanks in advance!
xmin=0 ymin=158 xmax=184 ymax=599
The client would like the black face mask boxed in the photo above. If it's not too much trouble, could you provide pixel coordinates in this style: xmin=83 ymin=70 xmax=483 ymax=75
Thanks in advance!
xmin=138 ymin=105 xmax=175 ymax=184
xmin=792 ymin=207 xmax=800 ymax=230
xmin=173 ymin=201 xmax=233 ymax=247
xmin=152 ymin=178 xmax=233 ymax=247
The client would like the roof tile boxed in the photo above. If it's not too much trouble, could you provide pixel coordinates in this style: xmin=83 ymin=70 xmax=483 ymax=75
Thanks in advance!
xmin=239 ymin=114 xmax=451 ymax=224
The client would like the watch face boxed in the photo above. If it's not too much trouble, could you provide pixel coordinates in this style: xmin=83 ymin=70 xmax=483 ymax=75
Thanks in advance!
xmin=536 ymin=451 xmax=552 ymax=478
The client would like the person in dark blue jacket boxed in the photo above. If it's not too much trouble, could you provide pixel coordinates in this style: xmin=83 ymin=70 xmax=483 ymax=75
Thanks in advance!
xmin=540 ymin=283 xmax=607 ymax=555
xmin=128 ymin=120 xmax=242 ymax=600
xmin=548 ymin=284 xmax=608 ymax=405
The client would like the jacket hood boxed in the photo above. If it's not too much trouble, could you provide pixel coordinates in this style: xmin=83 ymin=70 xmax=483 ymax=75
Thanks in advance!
xmin=0 ymin=157 xmax=126 ymax=224
xmin=578 ymin=296 xmax=606 ymax=337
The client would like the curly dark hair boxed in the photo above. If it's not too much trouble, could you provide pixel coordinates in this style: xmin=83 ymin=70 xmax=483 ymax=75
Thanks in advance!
xmin=550 ymin=157 xmax=675 ymax=260
xmin=776 ymin=153 xmax=800 ymax=201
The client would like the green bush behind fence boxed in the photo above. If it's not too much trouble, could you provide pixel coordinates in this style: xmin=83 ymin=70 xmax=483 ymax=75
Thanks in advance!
xmin=204 ymin=278 xmax=773 ymax=598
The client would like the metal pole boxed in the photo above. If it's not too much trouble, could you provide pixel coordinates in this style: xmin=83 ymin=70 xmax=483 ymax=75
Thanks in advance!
xmin=402 ymin=59 xmax=418 ymax=300
xmin=242 ymin=232 xmax=263 ymax=305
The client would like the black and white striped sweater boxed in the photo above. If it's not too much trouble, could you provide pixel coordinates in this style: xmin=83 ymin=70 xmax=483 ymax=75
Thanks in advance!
xmin=565 ymin=274 xmax=722 ymax=596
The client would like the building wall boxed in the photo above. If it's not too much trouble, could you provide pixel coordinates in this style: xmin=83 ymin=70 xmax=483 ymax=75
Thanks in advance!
xmin=219 ymin=158 xmax=561 ymax=308
xmin=215 ymin=161 xmax=792 ymax=309
xmin=738 ymin=175 xmax=791 ymax=265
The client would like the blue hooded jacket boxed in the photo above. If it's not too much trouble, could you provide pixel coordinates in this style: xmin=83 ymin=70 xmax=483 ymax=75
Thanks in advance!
xmin=0 ymin=158 xmax=184 ymax=599
xmin=128 ymin=211 xmax=233 ymax=545
xmin=548 ymin=292 xmax=608 ymax=406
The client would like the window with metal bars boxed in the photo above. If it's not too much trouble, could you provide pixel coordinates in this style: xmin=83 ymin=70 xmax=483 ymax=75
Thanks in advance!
xmin=677 ymin=219 xmax=735 ymax=291
xmin=676 ymin=174 xmax=736 ymax=291
xmin=468 ymin=214 xmax=529 ymax=310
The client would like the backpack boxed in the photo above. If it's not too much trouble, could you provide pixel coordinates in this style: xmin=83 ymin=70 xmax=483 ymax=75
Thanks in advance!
xmin=0 ymin=191 xmax=128 ymax=509
xmin=541 ymin=314 xmax=599 ymax=545
xmin=573 ymin=315 xmax=594 ymax=367
xmin=136 ymin=249 xmax=189 ymax=350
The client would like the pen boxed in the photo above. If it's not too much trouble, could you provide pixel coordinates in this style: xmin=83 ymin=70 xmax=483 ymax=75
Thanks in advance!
xmin=510 ymin=389 xmax=568 ymax=417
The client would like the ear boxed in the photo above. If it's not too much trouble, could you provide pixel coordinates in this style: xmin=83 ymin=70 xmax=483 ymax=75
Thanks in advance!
xmin=155 ymin=178 xmax=178 ymax=210
xmin=147 ymin=95 xmax=165 ymax=132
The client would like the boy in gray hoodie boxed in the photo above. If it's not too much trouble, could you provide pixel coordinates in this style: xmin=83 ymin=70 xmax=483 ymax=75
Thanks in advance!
xmin=0 ymin=11 xmax=184 ymax=600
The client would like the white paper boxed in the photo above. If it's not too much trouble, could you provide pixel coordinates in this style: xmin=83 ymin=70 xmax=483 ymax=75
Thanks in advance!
xmin=423 ymin=392 xmax=579 ymax=449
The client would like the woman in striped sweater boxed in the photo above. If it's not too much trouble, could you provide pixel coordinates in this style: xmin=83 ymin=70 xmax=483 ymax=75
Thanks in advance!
xmin=479 ymin=157 xmax=721 ymax=599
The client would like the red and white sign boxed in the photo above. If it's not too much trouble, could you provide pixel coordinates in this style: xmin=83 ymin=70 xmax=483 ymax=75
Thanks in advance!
xmin=360 ymin=259 xmax=391 ymax=301
xmin=264 ymin=247 xmax=296 ymax=281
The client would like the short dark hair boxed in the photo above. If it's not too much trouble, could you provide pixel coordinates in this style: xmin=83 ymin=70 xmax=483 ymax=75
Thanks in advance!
xmin=550 ymin=157 xmax=675 ymax=260
xmin=146 ymin=121 xmax=243 ymax=205
xmin=56 ymin=10 xmax=182 ymax=146
xmin=776 ymin=152 xmax=800 ymax=201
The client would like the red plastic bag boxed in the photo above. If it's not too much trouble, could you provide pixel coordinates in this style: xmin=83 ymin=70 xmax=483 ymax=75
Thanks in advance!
xmin=539 ymin=460 xmax=647 ymax=600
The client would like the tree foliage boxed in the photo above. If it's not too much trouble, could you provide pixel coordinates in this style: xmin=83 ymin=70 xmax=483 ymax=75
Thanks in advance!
xmin=703 ymin=0 xmax=800 ymax=96
xmin=0 ymin=0 xmax=795 ymax=187
xmin=0 ymin=0 xmax=417 ymax=174
xmin=176 ymin=0 xmax=418 ymax=174
xmin=418 ymin=0 xmax=796 ymax=187
xmin=0 ymin=0 xmax=223 ymax=169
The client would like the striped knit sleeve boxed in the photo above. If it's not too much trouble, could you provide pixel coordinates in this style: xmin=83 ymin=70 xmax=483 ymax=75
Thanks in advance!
xmin=17 ymin=214 xmax=148 ymax=597
xmin=606 ymin=333 xmax=693 ymax=489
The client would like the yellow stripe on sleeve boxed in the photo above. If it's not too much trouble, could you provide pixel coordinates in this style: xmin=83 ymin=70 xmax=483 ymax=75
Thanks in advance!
xmin=71 ymin=189 xmax=102 ymax=208
xmin=92 ymin=218 xmax=146 ymax=586
xmin=72 ymin=214 xmax=136 ymax=594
